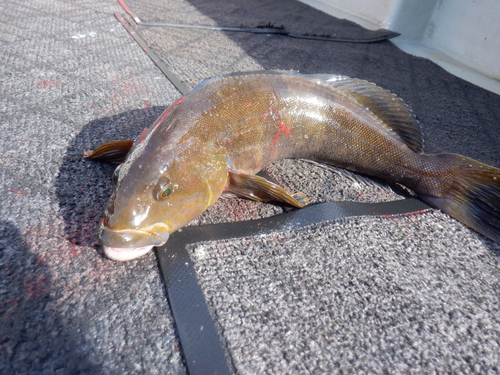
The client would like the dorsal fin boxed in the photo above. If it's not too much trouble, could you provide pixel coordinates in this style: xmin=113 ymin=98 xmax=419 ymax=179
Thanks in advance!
xmin=310 ymin=74 xmax=424 ymax=153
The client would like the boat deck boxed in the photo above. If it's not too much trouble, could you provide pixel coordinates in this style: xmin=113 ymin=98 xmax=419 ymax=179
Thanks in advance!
xmin=1 ymin=0 xmax=499 ymax=373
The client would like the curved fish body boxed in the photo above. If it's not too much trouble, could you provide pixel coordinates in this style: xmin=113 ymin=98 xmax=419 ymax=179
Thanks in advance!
xmin=86 ymin=71 xmax=500 ymax=260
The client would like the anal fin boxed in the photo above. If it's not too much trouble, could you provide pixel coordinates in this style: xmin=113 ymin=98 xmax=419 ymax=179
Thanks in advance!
xmin=226 ymin=171 xmax=310 ymax=208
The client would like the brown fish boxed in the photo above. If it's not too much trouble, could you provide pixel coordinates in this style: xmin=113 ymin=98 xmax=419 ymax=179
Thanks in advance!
xmin=85 ymin=71 xmax=500 ymax=260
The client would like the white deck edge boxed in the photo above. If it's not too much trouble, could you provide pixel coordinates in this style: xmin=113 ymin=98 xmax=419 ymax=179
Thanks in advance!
xmin=300 ymin=0 xmax=500 ymax=96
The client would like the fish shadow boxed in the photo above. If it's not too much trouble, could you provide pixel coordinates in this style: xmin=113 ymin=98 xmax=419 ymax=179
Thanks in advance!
xmin=0 ymin=220 xmax=103 ymax=373
xmin=54 ymin=106 xmax=167 ymax=255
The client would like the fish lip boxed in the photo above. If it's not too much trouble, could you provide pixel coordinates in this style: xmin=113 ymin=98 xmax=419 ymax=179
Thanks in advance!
xmin=103 ymin=245 xmax=154 ymax=261
xmin=97 ymin=221 xmax=169 ymax=248
xmin=98 ymin=222 xmax=170 ymax=261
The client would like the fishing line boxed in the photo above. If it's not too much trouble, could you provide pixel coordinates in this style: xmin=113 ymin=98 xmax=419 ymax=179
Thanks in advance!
xmin=117 ymin=0 xmax=400 ymax=43
xmin=114 ymin=13 xmax=190 ymax=95
xmin=115 ymin=0 xmax=399 ymax=94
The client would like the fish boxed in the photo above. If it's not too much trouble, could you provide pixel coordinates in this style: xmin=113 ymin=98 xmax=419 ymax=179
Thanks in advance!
xmin=85 ymin=71 xmax=500 ymax=261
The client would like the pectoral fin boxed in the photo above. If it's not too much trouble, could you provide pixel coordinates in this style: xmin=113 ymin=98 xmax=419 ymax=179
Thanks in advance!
xmin=225 ymin=171 xmax=310 ymax=208
xmin=84 ymin=140 xmax=134 ymax=164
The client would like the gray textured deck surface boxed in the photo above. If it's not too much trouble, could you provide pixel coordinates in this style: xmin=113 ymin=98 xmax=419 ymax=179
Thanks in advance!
xmin=1 ymin=0 xmax=500 ymax=374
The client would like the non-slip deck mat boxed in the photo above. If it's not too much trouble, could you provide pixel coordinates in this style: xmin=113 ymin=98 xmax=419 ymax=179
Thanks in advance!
xmin=1 ymin=0 xmax=500 ymax=373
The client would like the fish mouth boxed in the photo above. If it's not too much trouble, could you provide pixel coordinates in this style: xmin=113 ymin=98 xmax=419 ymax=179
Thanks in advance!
xmin=98 ymin=222 xmax=170 ymax=261
xmin=103 ymin=245 xmax=155 ymax=261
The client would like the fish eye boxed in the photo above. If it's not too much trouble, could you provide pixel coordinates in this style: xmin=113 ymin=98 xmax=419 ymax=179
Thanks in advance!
xmin=153 ymin=176 xmax=173 ymax=201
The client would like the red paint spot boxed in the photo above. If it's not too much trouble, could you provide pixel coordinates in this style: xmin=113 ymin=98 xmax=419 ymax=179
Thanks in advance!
xmin=403 ymin=209 xmax=427 ymax=217
xmin=35 ymin=79 xmax=64 ymax=88
xmin=280 ymin=119 xmax=291 ymax=134
xmin=24 ymin=273 xmax=48 ymax=299
xmin=272 ymin=129 xmax=280 ymax=145
xmin=36 ymin=254 xmax=46 ymax=266
xmin=143 ymin=100 xmax=148 ymax=110
xmin=120 ymin=82 xmax=144 ymax=94
xmin=70 ymin=244 xmax=80 ymax=258
xmin=10 ymin=189 xmax=29 ymax=196
xmin=272 ymin=117 xmax=291 ymax=146
xmin=226 ymin=140 xmax=233 ymax=151
xmin=109 ymin=93 xmax=121 ymax=107
xmin=245 ymin=103 xmax=252 ymax=109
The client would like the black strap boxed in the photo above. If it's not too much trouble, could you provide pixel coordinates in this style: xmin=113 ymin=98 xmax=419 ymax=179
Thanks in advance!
xmin=155 ymin=198 xmax=431 ymax=375
xmin=156 ymin=243 xmax=233 ymax=375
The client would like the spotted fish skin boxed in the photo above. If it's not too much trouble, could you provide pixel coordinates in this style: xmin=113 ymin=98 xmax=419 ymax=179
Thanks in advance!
xmin=87 ymin=71 xmax=500 ymax=260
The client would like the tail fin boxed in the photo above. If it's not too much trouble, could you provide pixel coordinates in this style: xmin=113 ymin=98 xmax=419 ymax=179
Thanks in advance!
xmin=420 ymin=154 xmax=500 ymax=244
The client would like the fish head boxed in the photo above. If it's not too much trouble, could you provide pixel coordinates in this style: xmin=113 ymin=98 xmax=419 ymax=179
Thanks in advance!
xmin=98 ymin=141 xmax=228 ymax=261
